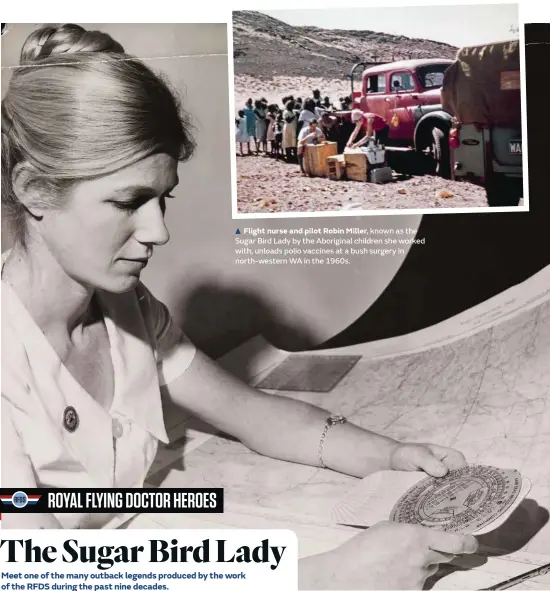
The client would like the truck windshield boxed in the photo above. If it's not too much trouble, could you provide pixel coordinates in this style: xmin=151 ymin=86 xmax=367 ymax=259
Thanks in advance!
xmin=416 ymin=63 xmax=451 ymax=89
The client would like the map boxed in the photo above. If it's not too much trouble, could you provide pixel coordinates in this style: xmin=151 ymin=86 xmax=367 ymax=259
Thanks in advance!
xmin=141 ymin=269 xmax=550 ymax=588
xmin=148 ymin=294 xmax=550 ymax=548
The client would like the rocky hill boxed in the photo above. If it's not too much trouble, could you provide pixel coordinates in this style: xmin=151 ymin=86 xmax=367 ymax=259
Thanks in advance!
xmin=233 ymin=10 xmax=459 ymax=80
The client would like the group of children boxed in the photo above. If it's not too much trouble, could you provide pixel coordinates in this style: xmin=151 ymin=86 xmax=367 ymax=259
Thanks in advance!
xmin=235 ymin=98 xmax=283 ymax=157
xmin=235 ymin=90 xmax=352 ymax=161
xmin=234 ymin=89 xmax=392 ymax=178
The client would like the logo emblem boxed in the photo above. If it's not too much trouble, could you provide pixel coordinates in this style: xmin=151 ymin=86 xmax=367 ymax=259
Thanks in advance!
xmin=0 ymin=491 xmax=41 ymax=508
xmin=63 ymin=406 xmax=79 ymax=432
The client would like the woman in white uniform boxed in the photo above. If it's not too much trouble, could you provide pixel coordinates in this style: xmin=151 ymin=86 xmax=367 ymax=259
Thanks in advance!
xmin=1 ymin=24 xmax=478 ymax=588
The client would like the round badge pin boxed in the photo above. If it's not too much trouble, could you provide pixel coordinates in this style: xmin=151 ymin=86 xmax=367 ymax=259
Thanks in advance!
xmin=63 ymin=406 xmax=79 ymax=433
xmin=12 ymin=491 xmax=28 ymax=509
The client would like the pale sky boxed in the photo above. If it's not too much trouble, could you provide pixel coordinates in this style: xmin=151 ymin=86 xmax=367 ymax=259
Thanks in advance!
xmin=260 ymin=4 xmax=519 ymax=48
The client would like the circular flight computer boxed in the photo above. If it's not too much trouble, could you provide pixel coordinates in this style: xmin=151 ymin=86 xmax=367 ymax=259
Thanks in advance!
xmin=390 ymin=465 xmax=523 ymax=534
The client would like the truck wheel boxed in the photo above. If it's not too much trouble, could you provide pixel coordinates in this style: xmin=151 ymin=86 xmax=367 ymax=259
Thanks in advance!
xmin=432 ymin=126 xmax=451 ymax=179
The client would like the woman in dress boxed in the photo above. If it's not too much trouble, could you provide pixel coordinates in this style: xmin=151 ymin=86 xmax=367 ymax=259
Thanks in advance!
xmin=244 ymin=98 xmax=256 ymax=153
xmin=253 ymin=99 xmax=267 ymax=154
xmin=282 ymin=100 xmax=298 ymax=162
xmin=1 ymin=23 xmax=477 ymax=589
xmin=235 ymin=109 xmax=251 ymax=155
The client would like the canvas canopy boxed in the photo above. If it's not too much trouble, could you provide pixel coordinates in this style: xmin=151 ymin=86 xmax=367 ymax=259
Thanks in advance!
xmin=441 ymin=40 xmax=521 ymax=127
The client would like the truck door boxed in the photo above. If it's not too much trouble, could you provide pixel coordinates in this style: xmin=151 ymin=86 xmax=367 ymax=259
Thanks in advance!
xmin=387 ymin=71 xmax=418 ymax=141
xmin=361 ymin=73 xmax=387 ymax=121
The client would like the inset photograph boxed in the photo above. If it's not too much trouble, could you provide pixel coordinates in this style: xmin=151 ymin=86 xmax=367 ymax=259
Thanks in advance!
xmin=232 ymin=5 xmax=524 ymax=214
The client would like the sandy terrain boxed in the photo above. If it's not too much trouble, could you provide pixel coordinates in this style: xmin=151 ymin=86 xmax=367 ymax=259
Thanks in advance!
xmin=236 ymin=152 xmax=489 ymax=213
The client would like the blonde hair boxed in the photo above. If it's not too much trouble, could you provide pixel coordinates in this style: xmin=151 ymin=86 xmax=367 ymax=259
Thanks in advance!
xmin=2 ymin=24 xmax=195 ymax=245
xmin=351 ymin=109 xmax=363 ymax=123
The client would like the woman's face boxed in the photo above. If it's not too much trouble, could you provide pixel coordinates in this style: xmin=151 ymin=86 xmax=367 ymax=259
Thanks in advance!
xmin=39 ymin=153 xmax=178 ymax=293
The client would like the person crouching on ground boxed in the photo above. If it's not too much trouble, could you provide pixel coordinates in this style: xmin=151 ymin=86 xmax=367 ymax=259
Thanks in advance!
xmin=297 ymin=119 xmax=326 ymax=174
xmin=347 ymin=108 xmax=390 ymax=148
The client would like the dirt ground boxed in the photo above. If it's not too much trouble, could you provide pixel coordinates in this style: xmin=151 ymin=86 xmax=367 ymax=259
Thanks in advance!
xmin=236 ymin=151 xmax=489 ymax=213
xmin=234 ymin=74 xmax=514 ymax=213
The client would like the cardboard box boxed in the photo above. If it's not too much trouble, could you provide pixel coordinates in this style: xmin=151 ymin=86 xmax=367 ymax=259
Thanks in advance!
xmin=344 ymin=151 xmax=368 ymax=182
xmin=303 ymin=142 xmax=338 ymax=177
xmin=327 ymin=154 xmax=346 ymax=180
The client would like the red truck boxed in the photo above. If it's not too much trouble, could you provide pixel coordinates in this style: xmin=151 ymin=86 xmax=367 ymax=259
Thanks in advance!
xmin=336 ymin=58 xmax=455 ymax=176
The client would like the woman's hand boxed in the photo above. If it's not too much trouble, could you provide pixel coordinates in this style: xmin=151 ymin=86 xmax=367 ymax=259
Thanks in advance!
xmin=390 ymin=443 xmax=467 ymax=477
xmin=299 ymin=521 xmax=478 ymax=590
